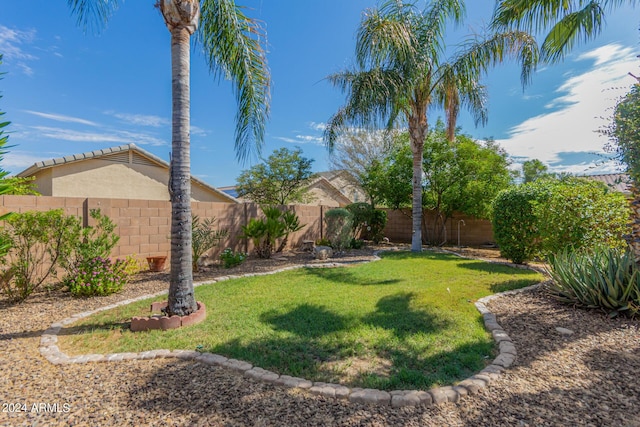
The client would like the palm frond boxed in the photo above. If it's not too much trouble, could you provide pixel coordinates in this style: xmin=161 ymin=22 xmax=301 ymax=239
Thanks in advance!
xmin=541 ymin=2 xmax=604 ymax=62
xmin=452 ymin=29 xmax=539 ymax=88
xmin=197 ymin=0 xmax=270 ymax=164
xmin=356 ymin=4 xmax=416 ymax=69
xmin=325 ymin=67 xmax=406 ymax=143
xmin=66 ymin=0 xmax=119 ymax=33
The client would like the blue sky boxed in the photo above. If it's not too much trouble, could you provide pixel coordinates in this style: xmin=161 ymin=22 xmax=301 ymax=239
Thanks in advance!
xmin=0 ymin=1 xmax=638 ymax=187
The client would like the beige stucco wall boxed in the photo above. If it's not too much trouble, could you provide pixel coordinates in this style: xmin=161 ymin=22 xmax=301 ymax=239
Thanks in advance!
xmin=32 ymin=159 xmax=233 ymax=202
xmin=31 ymin=168 xmax=53 ymax=196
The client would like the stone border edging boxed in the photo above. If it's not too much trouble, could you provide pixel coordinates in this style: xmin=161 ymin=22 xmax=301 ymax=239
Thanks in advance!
xmin=39 ymin=249 xmax=544 ymax=408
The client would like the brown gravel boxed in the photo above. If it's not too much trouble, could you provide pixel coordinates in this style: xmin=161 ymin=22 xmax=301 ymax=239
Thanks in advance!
xmin=1 ymin=246 xmax=639 ymax=427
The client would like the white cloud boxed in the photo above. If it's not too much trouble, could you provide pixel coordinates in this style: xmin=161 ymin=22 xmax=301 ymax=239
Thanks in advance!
xmin=0 ymin=25 xmax=37 ymax=75
xmin=497 ymin=43 xmax=638 ymax=171
xmin=309 ymin=122 xmax=327 ymax=131
xmin=31 ymin=126 xmax=167 ymax=146
xmin=104 ymin=111 xmax=169 ymax=128
xmin=2 ymin=151 xmax=50 ymax=173
xmin=24 ymin=110 xmax=99 ymax=126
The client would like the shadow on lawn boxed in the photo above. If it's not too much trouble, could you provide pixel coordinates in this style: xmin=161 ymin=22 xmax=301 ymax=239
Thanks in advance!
xmin=303 ymin=266 xmax=402 ymax=286
xmin=205 ymin=293 xmax=480 ymax=390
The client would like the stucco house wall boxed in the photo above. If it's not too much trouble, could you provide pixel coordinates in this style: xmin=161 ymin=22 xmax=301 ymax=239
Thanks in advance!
xmin=18 ymin=144 xmax=236 ymax=203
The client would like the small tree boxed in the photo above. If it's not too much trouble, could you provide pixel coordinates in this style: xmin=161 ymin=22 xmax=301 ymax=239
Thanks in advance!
xmin=603 ymin=82 xmax=640 ymax=261
xmin=241 ymin=206 xmax=304 ymax=259
xmin=236 ymin=147 xmax=316 ymax=205
xmin=324 ymin=208 xmax=354 ymax=252
xmin=191 ymin=215 xmax=228 ymax=271
xmin=522 ymin=159 xmax=550 ymax=183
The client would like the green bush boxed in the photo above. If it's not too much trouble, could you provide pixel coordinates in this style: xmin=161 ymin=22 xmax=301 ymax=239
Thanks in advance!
xmin=315 ymin=238 xmax=331 ymax=247
xmin=492 ymin=185 xmax=545 ymax=264
xmin=0 ymin=210 xmax=78 ymax=302
xmin=324 ymin=208 xmax=353 ymax=252
xmin=345 ymin=203 xmax=388 ymax=243
xmin=492 ymin=178 xmax=629 ymax=263
xmin=65 ymin=256 xmax=135 ymax=297
xmin=220 ymin=248 xmax=247 ymax=268
xmin=192 ymin=215 xmax=228 ymax=271
xmin=61 ymin=209 xmax=120 ymax=275
xmin=532 ymin=178 xmax=628 ymax=255
xmin=547 ymin=246 xmax=640 ymax=318
xmin=241 ymin=207 xmax=304 ymax=259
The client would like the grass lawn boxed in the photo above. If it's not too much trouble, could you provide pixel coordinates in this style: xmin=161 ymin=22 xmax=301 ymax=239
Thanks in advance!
xmin=58 ymin=251 xmax=544 ymax=390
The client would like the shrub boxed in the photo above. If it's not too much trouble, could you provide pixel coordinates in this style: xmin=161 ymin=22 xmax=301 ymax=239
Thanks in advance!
xmin=492 ymin=178 xmax=629 ymax=263
xmin=61 ymin=209 xmax=119 ymax=275
xmin=547 ymin=246 xmax=640 ymax=318
xmin=324 ymin=208 xmax=353 ymax=252
xmin=532 ymin=178 xmax=628 ymax=255
xmin=65 ymin=256 xmax=135 ymax=297
xmin=349 ymin=238 xmax=365 ymax=249
xmin=315 ymin=238 xmax=331 ymax=247
xmin=492 ymin=185 xmax=545 ymax=264
xmin=345 ymin=202 xmax=387 ymax=243
xmin=241 ymin=207 xmax=304 ymax=259
xmin=0 ymin=210 xmax=78 ymax=302
xmin=192 ymin=215 xmax=228 ymax=271
xmin=220 ymin=248 xmax=247 ymax=268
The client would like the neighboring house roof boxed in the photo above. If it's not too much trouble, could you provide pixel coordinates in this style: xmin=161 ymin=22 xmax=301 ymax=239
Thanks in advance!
xmin=222 ymin=170 xmax=360 ymax=206
xmin=17 ymin=143 xmax=239 ymax=203
xmin=585 ymin=173 xmax=632 ymax=195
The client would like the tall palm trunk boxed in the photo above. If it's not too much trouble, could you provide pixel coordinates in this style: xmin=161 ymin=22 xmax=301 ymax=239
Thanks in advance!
xmin=409 ymin=108 xmax=427 ymax=252
xmin=161 ymin=0 xmax=200 ymax=316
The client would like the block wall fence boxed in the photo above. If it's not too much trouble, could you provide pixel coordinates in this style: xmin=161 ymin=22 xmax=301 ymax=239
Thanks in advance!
xmin=0 ymin=196 xmax=495 ymax=263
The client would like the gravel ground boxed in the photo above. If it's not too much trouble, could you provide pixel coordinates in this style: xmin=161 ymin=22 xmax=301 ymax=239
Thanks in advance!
xmin=1 ymin=247 xmax=639 ymax=427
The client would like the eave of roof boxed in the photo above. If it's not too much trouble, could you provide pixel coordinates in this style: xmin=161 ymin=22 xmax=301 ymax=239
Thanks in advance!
xmin=16 ymin=143 xmax=239 ymax=203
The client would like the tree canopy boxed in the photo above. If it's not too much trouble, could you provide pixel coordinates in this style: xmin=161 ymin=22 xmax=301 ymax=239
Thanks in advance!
xmin=236 ymin=147 xmax=316 ymax=205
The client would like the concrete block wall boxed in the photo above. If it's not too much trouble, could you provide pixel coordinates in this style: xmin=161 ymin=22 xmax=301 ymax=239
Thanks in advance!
xmin=0 ymin=196 xmax=496 ymax=266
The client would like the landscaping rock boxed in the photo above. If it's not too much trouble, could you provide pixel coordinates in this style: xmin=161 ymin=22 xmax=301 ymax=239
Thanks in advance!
xmin=314 ymin=245 xmax=333 ymax=260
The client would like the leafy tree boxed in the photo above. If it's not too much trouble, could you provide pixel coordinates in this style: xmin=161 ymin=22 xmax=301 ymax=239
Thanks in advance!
xmin=328 ymin=129 xmax=395 ymax=205
xmin=325 ymin=0 xmax=538 ymax=252
xmin=365 ymin=124 xmax=513 ymax=244
xmin=68 ymin=1 xmax=270 ymax=316
xmin=492 ymin=0 xmax=639 ymax=63
xmin=603 ymin=82 xmax=640 ymax=260
xmin=522 ymin=159 xmax=549 ymax=183
xmin=236 ymin=147 xmax=315 ymax=205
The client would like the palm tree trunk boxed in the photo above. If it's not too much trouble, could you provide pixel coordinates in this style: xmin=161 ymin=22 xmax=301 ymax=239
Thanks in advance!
xmin=168 ymin=24 xmax=197 ymax=316
xmin=409 ymin=111 xmax=427 ymax=253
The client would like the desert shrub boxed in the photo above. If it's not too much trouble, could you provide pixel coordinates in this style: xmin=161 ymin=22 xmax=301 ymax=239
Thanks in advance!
xmin=547 ymin=246 xmax=640 ymax=318
xmin=315 ymin=238 xmax=331 ymax=247
xmin=220 ymin=248 xmax=247 ymax=268
xmin=349 ymin=238 xmax=365 ymax=249
xmin=241 ymin=207 xmax=304 ymax=259
xmin=61 ymin=209 xmax=119 ymax=274
xmin=492 ymin=185 xmax=546 ymax=264
xmin=492 ymin=178 xmax=629 ymax=263
xmin=532 ymin=178 xmax=628 ymax=255
xmin=65 ymin=256 xmax=136 ymax=297
xmin=325 ymin=208 xmax=353 ymax=252
xmin=192 ymin=215 xmax=228 ymax=271
xmin=0 ymin=210 xmax=78 ymax=302
xmin=345 ymin=202 xmax=387 ymax=243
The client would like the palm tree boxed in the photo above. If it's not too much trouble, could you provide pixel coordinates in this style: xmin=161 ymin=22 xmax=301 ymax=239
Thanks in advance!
xmin=69 ymin=0 xmax=270 ymax=316
xmin=492 ymin=0 xmax=638 ymax=62
xmin=324 ymin=0 xmax=538 ymax=252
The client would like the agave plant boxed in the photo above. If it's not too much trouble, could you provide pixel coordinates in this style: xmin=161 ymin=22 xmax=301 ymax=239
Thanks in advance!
xmin=546 ymin=246 xmax=640 ymax=318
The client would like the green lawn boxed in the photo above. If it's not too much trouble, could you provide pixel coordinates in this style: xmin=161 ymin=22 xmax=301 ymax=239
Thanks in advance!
xmin=58 ymin=251 xmax=544 ymax=390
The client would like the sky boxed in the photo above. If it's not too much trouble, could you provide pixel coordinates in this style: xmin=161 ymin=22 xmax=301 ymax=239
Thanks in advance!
xmin=0 ymin=1 xmax=638 ymax=188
